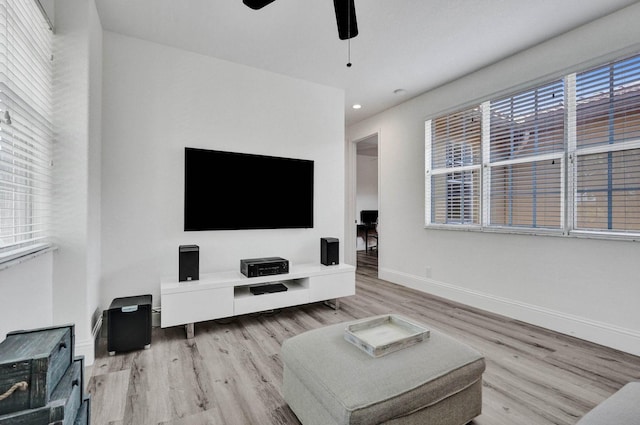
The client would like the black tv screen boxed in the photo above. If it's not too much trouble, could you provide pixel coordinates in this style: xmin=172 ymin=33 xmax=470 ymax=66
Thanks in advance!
xmin=184 ymin=148 xmax=314 ymax=231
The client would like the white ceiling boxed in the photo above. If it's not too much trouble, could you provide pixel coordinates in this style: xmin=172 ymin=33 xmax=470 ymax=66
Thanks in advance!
xmin=94 ymin=0 xmax=638 ymax=126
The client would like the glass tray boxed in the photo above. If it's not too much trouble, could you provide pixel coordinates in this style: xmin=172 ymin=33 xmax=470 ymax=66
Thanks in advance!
xmin=344 ymin=314 xmax=430 ymax=357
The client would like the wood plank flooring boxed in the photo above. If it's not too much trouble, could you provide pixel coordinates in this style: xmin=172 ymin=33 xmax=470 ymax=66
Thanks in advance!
xmin=88 ymin=252 xmax=640 ymax=424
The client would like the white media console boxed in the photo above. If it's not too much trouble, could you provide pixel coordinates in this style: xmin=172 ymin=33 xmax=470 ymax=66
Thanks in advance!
xmin=161 ymin=263 xmax=356 ymax=337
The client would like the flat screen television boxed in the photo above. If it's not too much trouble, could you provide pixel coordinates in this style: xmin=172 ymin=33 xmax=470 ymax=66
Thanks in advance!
xmin=184 ymin=148 xmax=314 ymax=231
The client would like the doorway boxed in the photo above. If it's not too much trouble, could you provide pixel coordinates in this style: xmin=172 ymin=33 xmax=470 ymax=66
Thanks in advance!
xmin=346 ymin=133 xmax=379 ymax=275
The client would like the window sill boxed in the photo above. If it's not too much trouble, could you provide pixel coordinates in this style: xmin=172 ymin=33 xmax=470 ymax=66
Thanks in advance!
xmin=423 ymin=224 xmax=640 ymax=242
xmin=0 ymin=244 xmax=57 ymax=272
xmin=569 ymin=230 xmax=640 ymax=242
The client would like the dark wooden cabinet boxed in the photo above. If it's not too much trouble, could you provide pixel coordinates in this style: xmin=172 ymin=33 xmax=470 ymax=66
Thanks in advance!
xmin=0 ymin=325 xmax=90 ymax=424
xmin=0 ymin=325 xmax=73 ymax=415
xmin=73 ymin=397 xmax=90 ymax=425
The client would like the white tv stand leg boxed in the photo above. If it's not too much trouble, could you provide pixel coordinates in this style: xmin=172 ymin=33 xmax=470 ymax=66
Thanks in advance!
xmin=185 ymin=323 xmax=195 ymax=339
xmin=324 ymin=298 xmax=340 ymax=310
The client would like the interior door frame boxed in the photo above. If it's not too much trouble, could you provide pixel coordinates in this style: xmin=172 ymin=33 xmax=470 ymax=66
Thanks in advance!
xmin=345 ymin=131 xmax=380 ymax=268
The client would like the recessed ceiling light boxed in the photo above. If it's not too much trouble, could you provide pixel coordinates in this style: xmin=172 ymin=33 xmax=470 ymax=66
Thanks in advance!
xmin=352 ymin=104 xmax=362 ymax=109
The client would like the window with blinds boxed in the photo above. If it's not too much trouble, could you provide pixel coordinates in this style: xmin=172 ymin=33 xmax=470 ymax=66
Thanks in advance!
xmin=0 ymin=0 xmax=53 ymax=262
xmin=425 ymin=51 xmax=640 ymax=239
xmin=572 ymin=55 xmax=640 ymax=234
xmin=426 ymin=106 xmax=482 ymax=225
xmin=488 ymin=81 xmax=565 ymax=229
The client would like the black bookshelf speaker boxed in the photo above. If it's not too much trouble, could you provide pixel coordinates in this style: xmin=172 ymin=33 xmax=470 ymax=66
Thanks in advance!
xmin=179 ymin=245 xmax=199 ymax=281
xmin=321 ymin=237 xmax=339 ymax=266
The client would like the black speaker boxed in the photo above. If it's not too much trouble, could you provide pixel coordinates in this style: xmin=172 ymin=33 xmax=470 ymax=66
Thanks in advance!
xmin=179 ymin=245 xmax=199 ymax=281
xmin=321 ymin=237 xmax=339 ymax=266
xmin=107 ymin=294 xmax=152 ymax=355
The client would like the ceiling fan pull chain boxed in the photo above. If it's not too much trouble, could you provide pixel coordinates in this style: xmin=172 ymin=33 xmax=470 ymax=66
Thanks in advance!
xmin=346 ymin=0 xmax=352 ymax=67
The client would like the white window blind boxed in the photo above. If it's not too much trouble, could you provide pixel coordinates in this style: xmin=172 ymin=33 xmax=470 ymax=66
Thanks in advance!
xmin=0 ymin=0 xmax=53 ymax=262
xmin=425 ymin=53 xmax=640 ymax=239
xmin=426 ymin=106 xmax=482 ymax=225
xmin=488 ymin=80 xmax=565 ymax=230
xmin=573 ymin=55 xmax=640 ymax=234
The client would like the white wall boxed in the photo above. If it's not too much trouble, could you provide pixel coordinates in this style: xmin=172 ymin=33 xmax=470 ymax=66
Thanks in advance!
xmin=52 ymin=0 xmax=102 ymax=364
xmin=356 ymin=154 xmax=378 ymax=251
xmin=101 ymin=32 xmax=345 ymax=310
xmin=0 ymin=1 xmax=102 ymax=361
xmin=356 ymin=155 xmax=378 ymax=217
xmin=0 ymin=253 xmax=53 ymax=340
xmin=347 ymin=3 xmax=640 ymax=355
xmin=87 ymin=0 xmax=103 ymax=339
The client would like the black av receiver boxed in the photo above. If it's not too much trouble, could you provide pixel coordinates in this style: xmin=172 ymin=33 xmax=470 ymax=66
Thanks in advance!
xmin=240 ymin=257 xmax=289 ymax=278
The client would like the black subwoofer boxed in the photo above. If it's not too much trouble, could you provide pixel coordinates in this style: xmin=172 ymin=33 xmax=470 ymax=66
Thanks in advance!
xmin=321 ymin=237 xmax=339 ymax=266
xmin=179 ymin=244 xmax=199 ymax=282
xmin=107 ymin=294 xmax=152 ymax=355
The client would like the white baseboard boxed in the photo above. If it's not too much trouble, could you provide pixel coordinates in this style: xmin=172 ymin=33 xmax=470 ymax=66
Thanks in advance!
xmin=75 ymin=337 xmax=95 ymax=366
xmin=379 ymin=267 xmax=640 ymax=357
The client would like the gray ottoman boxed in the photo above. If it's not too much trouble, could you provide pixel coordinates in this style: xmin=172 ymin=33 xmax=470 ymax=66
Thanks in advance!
xmin=577 ymin=382 xmax=640 ymax=425
xmin=281 ymin=317 xmax=485 ymax=425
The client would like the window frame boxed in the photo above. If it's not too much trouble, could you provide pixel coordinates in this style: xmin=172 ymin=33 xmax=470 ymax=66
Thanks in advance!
xmin=425 ymin=107 xmax=483 ymax=228
xmin=568 ymin=56 xmax=640 ymax=238
xmin=486 ymin=79 xmax=566 ymax=233
xmin=424 ymin=52 xmax=640 ymax=241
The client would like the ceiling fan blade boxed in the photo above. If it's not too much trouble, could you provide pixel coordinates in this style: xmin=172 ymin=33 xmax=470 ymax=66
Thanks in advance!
xmin=243 ymin=0 xmax=276 ymax=10
xmin=333 ymin=0 xmax=358 ymax=40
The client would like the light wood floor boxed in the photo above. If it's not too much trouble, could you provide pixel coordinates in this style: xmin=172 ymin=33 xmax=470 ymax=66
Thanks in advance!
xmin=88 ymin=252 xmax=640 ymax=425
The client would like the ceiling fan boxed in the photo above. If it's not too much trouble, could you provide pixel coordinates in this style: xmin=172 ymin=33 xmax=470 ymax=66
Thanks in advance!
xmin=242 ymin=0 xmax=359 ymax=40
